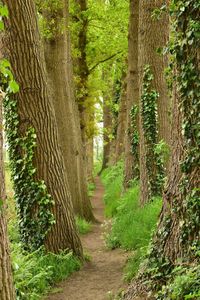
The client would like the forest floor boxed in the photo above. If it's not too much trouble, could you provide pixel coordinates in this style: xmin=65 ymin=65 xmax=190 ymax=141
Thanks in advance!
xmin=46 ymin=177 xmax=129 ymax=300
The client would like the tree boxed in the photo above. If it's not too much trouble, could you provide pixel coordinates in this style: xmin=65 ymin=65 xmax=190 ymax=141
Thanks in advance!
xmin=0 ymin=92 xmax=15 ymax=300
xmin=73 ymin=0 xmax=94 ymax=181
xmin=2 ymin=0 xmax=83 ymax=256
xmin=147 ymin=0 xmax=200 ymax=266
xmin=39 ymin=0 xmax=95 ymax=221
xmin=124 ymin=0 xmax=139 ymax=189
xmin=123 ymin=1 xmax=200 ymax=298
xmin=138 ymin=0 xmax=170 ymax=204
xmin=72 ymin=0 xmax=129 ymax=178
xmin=114 ymin=72 xmax=127 ymax=163
xmin=100 ymin=86 xmax=113 ymax=173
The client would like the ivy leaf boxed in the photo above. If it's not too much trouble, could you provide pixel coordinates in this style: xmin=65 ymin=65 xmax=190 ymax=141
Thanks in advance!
xmin=9 ymin=80 xmax=19 ymax=93
xmin=0 ymin=20 xmax=4 ymax=31
xmin=0 ymin=5 xmax=9 ymax=17
xmin=0 ymin=198 xmax=3 ymax=211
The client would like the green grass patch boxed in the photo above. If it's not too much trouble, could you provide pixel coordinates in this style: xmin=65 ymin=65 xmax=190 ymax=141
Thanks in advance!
xmin=93 ymin=159 xmax=102 ymax=177
xmin=107 ymin=186 xmax=161 ymax=250
xmin=101 ymin=161 xmax=124 ymax=217
xmin=12 ymin=243 xmax=81 ymax=300
xmin=88 ymin=182 xmax=96 ymax=198
xmin=76 ymin=216 xmax=92 ymax=234
xmin=101 ymin=162 xmax=162 ymax=282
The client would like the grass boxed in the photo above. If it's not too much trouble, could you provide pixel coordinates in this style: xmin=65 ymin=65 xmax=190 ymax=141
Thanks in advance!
xmin=101 ymin=161 xmax=124 ymax=217
xmin=8 ymin=217 xmax=82 ymax=300
xmin=101 ymin=161 xmax=162 ymax=282
xmin=12 ymin=243 xmax=81 ymax=300
xmin=88 ymin=182 xmax=96 ymax=198
xmin=76 ymin=216 xmax=92 ymax=234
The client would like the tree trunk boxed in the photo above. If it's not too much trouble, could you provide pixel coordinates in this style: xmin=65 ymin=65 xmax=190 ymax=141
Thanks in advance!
xmin=85 ymin=137 xmax=94 ymax=182
xmin=123 ymin=3 xmax=199 ymax=299
xmin=138 ymin=0 xmax=170 ymax=204
xmin=42 ymin=0 xmax=95 ymax=221
xmin=150 ymin=3 xmax=200 ymax=264
xmin=124 ymin=0 xmax=139 ymax=188
xmin=0 ymin=95 xmax=16 ymax=300
xmin=2 ymin=0 xmax=83 ymax=257
xmin=74 ymin=0 xmax=88 ymax=143
xmin=115 ymin=75 xmax=127 ymax=163
xmin=74 ymin=0 xmax=94 ymax=180
xmin=100 ymin=95 xmax=112 ymax=173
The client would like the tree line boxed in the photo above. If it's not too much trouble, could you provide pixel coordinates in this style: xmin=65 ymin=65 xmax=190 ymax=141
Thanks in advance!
xmin=0 ymin=0 xmax=199 ymax=298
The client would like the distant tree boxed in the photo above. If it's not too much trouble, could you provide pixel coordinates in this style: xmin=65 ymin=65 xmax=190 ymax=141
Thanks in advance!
xmin=138 ymin=0 xmax=170 ymax=204
xmin=124 ymin=0 xmax=139 ymax=188
xmin=114 ymin=71 xmax=127 ymax=163
xmin=39 ymin=0 xmax=95 ymax=221
xmin=73 ymin=0 xmax=95 ymax=181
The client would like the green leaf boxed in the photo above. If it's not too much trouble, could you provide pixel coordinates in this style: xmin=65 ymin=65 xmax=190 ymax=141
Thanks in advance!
xmin=9 ymin=80 xmax=20 ymax=93
xmin=0 ymin=5 xmax=9 ymax=17
xmin=0 ymin=20 xmax=4 ymax=31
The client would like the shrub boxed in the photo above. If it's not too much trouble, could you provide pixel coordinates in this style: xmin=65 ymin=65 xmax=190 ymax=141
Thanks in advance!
xmin=101 ymin=162 xmax=161 ymax=282
xmin=101 ymin=161 xmax=124 ymax=217
xmin=12 ymin=243 xmax=81 ymax=300
xmin=76 ymin=216 xmax=92 ymax=234
xmin=156 ymin=265 xmax=200 ymax=299
xmin=107 ymin=186 xmax=161 ymax=251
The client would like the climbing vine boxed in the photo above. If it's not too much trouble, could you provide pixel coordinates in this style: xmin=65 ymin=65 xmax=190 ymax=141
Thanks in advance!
xmin=141 ymin=65 xmax=164 ymax=196
xmin=129 ymin=104 xmax=139 ymax=178
xmin=134 ymin=1 xmax=200 ymax=298
xmin=174 ymin=1 xmax=200 ymax=260
xmin=0 ymin=58 xmax=55 ymax=250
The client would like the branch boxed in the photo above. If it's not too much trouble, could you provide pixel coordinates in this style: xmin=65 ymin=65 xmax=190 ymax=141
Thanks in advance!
xmin=89 ymin=51 xmax=122 ymax=73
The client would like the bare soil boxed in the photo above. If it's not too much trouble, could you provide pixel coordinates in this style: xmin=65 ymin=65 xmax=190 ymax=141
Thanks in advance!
xmin=46 ymin=177 xmax=128 ymax=300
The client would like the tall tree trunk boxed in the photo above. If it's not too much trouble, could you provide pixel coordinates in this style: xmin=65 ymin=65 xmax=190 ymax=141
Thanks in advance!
xmin=108 ymin=77 xmax=121 ymax=166
xmin=149 ymin=3 xmax=200 ymax=264
xmin=42 ymin=0 xmax=95 ymax=221
xmin=123 ymin=3 xmax=199 ymax=299
xmin=115 ymin=75 xmax=127 ymax=163
xmin=124 ymin=0 xmax=139 ymax=188
xmin=2 ymin=0 xmax=83 ymax=256
xmin=100 ymin=95 xmax=112 ymax=173
xmin=138 ymin=0 xmax=170 ymax=204
xmin=85 ymin=137 xmax=94 ymax=182
xmin=0 ymin=94 xmax=16 ymax=300
xmin=74 ymin=0 xmax=94 ymax=180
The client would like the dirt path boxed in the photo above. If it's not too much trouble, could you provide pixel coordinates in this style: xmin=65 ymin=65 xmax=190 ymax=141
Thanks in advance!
xmin=46 ymin=177 xmax=128 ymax=300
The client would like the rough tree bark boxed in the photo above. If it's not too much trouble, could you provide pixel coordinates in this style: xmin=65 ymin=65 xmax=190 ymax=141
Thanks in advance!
xmin=100 ymin=95 xmax=113 ymax=173
xmin=74 ymin=0 xmax=94 ymax=181
xmin=42 ymin=0 xmax=95 ymax=221
xmin=151 ymin=7 xmax=200 ymax=263
xmin=124 ymin=0 xmax=139 ymax=188
xmin=123 ymin=3 xmax=200 ymax=298
xmin=0 ymin=94 xmax=16 ymax=300
xmin=2 ymin=0 xmax=83 ymax=257
xmin=138 ymin=0 xmax=170 ymax=204
xmin=115 ymin=74 xmax=127 ymax=163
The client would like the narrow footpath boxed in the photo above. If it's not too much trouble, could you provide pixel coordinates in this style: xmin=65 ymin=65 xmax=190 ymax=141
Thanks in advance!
xmin=46 ymin=177 xmax=128 ymax=300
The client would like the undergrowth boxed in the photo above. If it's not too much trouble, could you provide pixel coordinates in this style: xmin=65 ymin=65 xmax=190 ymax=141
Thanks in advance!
xmin=101 ymin=161 xmax=161 ymax=282
xmin=88 ymin=182 xmax=96 ymax=198
xmin=12 ymin=243 xmax=81 ymax=300
xmin=76 ymin=216 xmax=92 ymax=234
xmin=5 ymin=167 xmax=81 ymax=300
xmin=101 ymin=161 xmax=124 ymax=217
